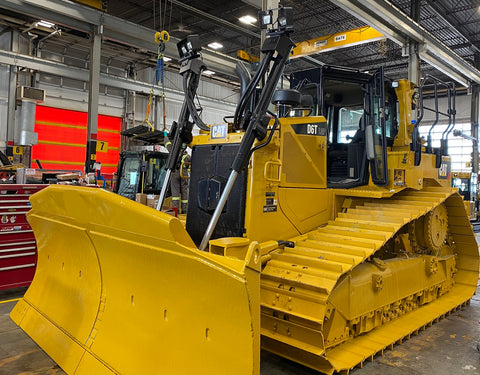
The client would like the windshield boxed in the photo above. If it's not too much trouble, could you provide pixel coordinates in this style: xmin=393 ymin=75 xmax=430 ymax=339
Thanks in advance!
xmin=117 ymin=157 xmax=140 ymax=200
xmin=338 ymin=105 xmax=364 ymax=143
xmin=144 ymin=157 xmax=167 ymax=192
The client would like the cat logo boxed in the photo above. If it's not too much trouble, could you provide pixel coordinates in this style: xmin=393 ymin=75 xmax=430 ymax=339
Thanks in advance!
xmin=211 ymin=123 xmax=228 ymax=139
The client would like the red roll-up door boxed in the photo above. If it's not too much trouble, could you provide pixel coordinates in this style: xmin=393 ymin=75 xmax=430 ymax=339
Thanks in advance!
xmin=32 ymin=106 xmax=121 ymax=175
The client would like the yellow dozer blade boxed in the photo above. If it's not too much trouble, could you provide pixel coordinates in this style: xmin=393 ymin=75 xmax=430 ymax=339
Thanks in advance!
xmin=10 ymin=185 xmax=261 ymax=375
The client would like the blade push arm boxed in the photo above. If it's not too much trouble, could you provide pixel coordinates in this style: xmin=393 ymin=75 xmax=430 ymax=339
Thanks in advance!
xmin=199 ymin=8 xmax=295 ymax=250
xmin=157 ymin=37 xmax=207 ymax=210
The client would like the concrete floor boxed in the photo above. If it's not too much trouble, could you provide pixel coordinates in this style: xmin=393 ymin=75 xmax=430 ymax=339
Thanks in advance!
xmin=1 ymin=269 xmax=480 ymax=374
xmin=0 ymin=287 xmax=64 ymax=374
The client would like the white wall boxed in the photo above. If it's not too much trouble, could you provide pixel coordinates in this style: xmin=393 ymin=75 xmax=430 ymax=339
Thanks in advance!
xmin=418 ymin=94 xmax=477 ymax=171
xmin=419 ymin=93 xmax=471 ymax=125
xmin=34 ymin=59 xmax=239 ymax=136
xmin=0 ymin=33 xmax=240 ymax=150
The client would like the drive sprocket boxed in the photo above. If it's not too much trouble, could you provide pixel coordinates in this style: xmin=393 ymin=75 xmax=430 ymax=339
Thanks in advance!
xmin=424 ymin=203 xmax=448 ymax=251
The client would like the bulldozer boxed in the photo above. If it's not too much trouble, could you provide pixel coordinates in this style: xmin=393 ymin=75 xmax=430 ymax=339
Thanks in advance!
xmin=10 ymin=7 xmax=479 ymax=375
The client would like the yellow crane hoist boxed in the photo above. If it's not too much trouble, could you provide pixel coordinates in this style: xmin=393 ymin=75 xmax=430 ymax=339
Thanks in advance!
xmin=120 ymin=30 xmax=170 ymax=144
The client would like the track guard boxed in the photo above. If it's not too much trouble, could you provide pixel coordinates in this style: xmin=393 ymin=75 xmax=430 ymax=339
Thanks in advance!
xmin=11 ymin=185 xmax=260 ymax=375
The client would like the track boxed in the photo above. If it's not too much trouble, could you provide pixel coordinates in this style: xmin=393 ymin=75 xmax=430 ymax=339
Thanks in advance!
xmin=260 ymin=186 xmax=479 ymax=374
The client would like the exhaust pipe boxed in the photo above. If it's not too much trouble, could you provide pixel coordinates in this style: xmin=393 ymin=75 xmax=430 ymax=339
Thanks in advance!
xmin=235 ymin=61 xmax=251 ymax=97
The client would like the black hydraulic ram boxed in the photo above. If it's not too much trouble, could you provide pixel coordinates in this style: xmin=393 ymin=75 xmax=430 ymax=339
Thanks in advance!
xmin=199 ymin=7 xmax=295 ymax=250
xmin=156 ymin=35 xmax=209 ymax=211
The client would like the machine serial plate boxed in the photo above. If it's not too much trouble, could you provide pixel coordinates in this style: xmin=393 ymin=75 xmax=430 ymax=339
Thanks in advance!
xmin=263 ymin=205 xmax=277 ymax=212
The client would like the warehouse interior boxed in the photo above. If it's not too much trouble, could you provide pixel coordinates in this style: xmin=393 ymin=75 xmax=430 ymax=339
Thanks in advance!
xmin=0 ymin=0 xmax=480 ymax=374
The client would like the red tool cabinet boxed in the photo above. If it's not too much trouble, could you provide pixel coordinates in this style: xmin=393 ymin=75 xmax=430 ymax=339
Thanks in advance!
xmin=0 ymin=184 xmax=48 ymax=290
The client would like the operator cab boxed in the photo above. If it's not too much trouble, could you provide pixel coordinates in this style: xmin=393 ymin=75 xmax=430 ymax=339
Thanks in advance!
xmin=290 ymin=65 xmax=398 ymax=188
xmin=115 ymin=151 xmax=169 ymax=200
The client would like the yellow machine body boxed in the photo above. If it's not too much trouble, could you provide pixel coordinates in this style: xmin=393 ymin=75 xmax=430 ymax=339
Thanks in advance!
xmin=11 ymin=75 xmax=479 ymax=374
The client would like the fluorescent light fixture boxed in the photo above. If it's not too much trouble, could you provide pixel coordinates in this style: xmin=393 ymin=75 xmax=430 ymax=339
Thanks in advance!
xmin=203 ymin=70 xmax=215 ymax=75
xmin=37 ymin=20 xmax=55 ymax=28
xmin=239 ymin=15 xmax=257 ymax=24
xmin=208 ymin=42 xmax=223 ymax=50
xmin=163 ymin=56 xmax=172 ymax=62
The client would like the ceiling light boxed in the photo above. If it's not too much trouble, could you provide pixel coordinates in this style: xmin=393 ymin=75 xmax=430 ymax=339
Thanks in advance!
xmin=208 ymin=42 xmax=223 ymax=50
xmin=203 ymin=70 xmax=215 ymax=75
xmin=163 ymin=56 xmax=172 ymax=62
xmin=37 ymin=20 xmax=55 ymax=28
xmin=239 ymin=15 xmax=257 ymax=25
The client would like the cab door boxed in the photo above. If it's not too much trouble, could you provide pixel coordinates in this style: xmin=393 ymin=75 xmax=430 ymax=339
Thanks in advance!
xmin=365 ymin=67 xmax=388 ymax=186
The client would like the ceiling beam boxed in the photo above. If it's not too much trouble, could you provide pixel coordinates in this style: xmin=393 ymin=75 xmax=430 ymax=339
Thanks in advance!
xmin=240 ymin=0 xmax=261 ymax=9
xmin=329 ymin=0 xmax=407 ymax=46
xmin=0 ymin=0 xmax=239 ymax=78
xmin=169 ymin=0 xmax=260 ymax=40
xmin=0 ymin=47 xmax=237 ymax=109
xmin=330 ymin=0 xmax=480 ymax=85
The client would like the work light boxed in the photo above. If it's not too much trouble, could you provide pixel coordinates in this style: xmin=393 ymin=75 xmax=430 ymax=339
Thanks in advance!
xmin=177 ymin=35 xmax=201 ymax=60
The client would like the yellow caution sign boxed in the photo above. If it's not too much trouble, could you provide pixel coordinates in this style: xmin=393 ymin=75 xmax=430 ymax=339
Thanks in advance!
xmin=12 ymin=146 xmax=23 ymax=155
xmin=96 ymin=140 xmax=108 ymax=152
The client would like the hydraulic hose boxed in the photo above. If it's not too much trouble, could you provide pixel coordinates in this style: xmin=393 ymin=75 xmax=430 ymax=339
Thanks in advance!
xmin=184 ymin=69 xmax=210 ymax=131
xmin=233 ymin=50 xmax=274 ymax=128
xmin=234 ymin=51 xmax=272 ymax=124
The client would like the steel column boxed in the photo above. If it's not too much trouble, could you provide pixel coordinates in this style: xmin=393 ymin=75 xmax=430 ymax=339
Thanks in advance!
xmin=7 ymin=30 xmax=18 ymax=148
xmin=407 ymin=0 xmax=421 ymax=86
xmin=471 ymin=54 xmax=480 ymax=175
xmin=85 ymin=26 xmax=101 ymax=174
